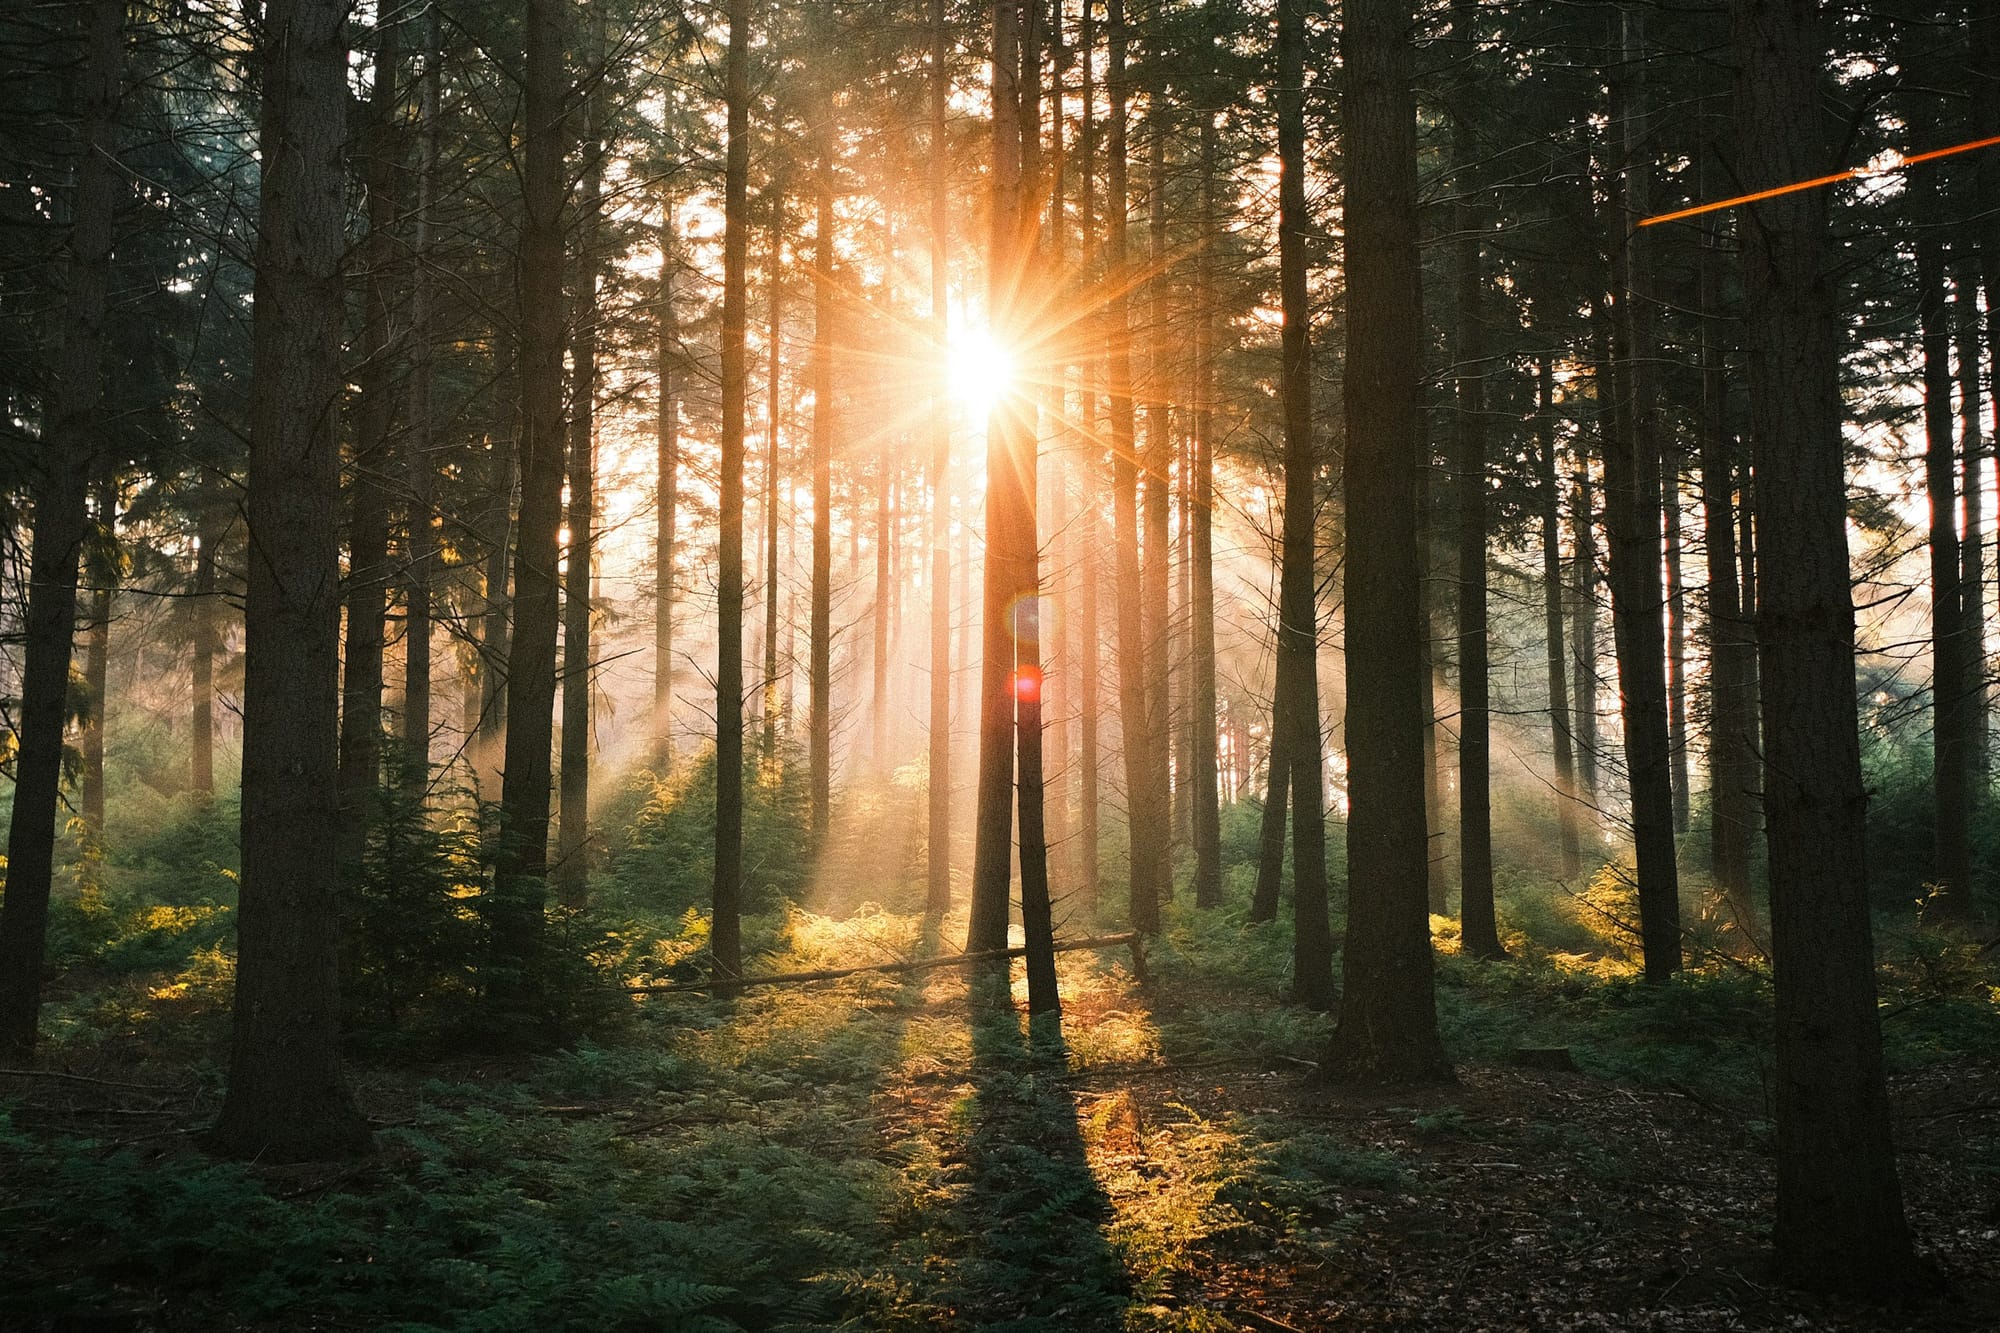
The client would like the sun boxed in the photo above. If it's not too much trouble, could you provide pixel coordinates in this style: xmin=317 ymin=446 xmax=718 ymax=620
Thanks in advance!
xmin=946 ymin=326 xmax=1015 ymax=417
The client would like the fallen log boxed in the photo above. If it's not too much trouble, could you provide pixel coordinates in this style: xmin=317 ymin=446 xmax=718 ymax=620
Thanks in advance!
xmin=626 ymin=931 xmax=1145 ymax=994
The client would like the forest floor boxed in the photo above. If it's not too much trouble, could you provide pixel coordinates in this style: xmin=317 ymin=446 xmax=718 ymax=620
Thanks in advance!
xmin=2 ymin=909 xmax=1998 ymax=1332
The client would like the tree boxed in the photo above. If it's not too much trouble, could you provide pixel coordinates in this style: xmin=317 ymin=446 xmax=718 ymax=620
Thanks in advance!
xmin=0 ymin=0 xmax=123 ymax=1060
xmin=489 ymin=0 xmax=573 ymax=1011
xmin=211 ymin=0 xmax=372 ymax=1159
xmin=1326 ymin=0 xmax=1450 ymax=1083
xmin=925 ymin=0 xmax=953 ymax=921
xmin=1449 ymin=0 xmax=1502 ymax=961
xmin=713 ymin=0 xmax=754 ymax=982
xmin=1267 ymin=0 xmax=1333 ymax=1009
xmin=1732 ymin=0 xmax=1914 ymax=1291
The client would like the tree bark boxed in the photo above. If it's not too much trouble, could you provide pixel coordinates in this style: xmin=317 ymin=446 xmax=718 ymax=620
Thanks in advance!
xmin=1920 ymin=229 xmax=1972 ymax=922
xmin=711 ymin=0 xmax=754 ymax=982
xmin=1142 ymin=113 xmax=1173 ymax=903
xmin=80 ymin=480 xmax=114 ymax=845
xmin=1104 ymin=0 xmax=1161 ymax=935
xmin=1269 ymin=0 xmax=1333 ymax=1012
xmin=1956 ymin=266 xmax=1987 ymax=777
xmin=1700 ymin=209 xmax=1756 ymax=917
xmin=336 ymin=16 xmax=402 ymax=878
xmin=1450 ymin=1 xmax=1502 ymax=959
xmin=212 ymin=0 xmax=371 ymax=1158
xmin=1734 ymin=0 xmax=1914 ymax=1291
xmin=1602 ymin=8 xmax=1681 ymax=981
xmin=655 ymin=202 xmax=680 ymax=771
xmin=762 ymin=203 xmax=784 ymax=760
xmin=558 ymin=40 xmax=605 ymax=912
xmin=0 ymin=0 xmax=122 ymax=1060
xmin=191 ymin=499 xmax=225 ymax=797
xmin=1538 ymin=358 xmax=1582 ymax=880
xmin=1190 ymin=106 xmax=1223 ymax=910
xmin=809 ymin=33 xmax=837 ymax=849
xmin=1326 ymin=0 xmax=1449 ymax=1080
xmin=490 ymin=0 xmax=571 ymax=1007
xmin=402 ymin=16 xmax=441 ymax=793
xmin=927 ymin=0 xmax=953 ymax=920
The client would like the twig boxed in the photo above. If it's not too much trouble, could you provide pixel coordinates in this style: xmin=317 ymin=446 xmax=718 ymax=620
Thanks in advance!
xmin=626 ymin=932 xmax=1142 ymax=995
xmin=0 ymin=1068 xmax=171 ymax=1093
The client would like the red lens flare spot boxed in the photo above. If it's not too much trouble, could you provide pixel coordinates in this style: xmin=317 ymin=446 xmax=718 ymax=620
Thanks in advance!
xmin=1012 ymin=667 xmax=1042 ymax=704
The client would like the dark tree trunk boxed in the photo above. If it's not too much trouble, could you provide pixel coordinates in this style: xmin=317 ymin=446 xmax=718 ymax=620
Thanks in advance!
xmin=1450 ymin=5 xmax=1502 ymax=959
xmin=1143 ymin=116 xmax=1173 ymax=902
xmin=763 ymin=206 xmax=784 ymax=760
xmin=1104 ymin=0 xmax=1160 ymax=935
xmin=1249 ymin=716 xmax=1289 ymax=924
xmin=80 ymin=480 xmax=114 ymax=845
xmin=809 ymin=44 xmax=836 ymax=849
xmin=655 ymin=204 xmax=680 ymax=770
xmin=1700 ymin=212 xmax=1757 ymax=918
xmin=926 ymin=0 xmax=953 ymax=921
xmin=1956 ymin=267 xmax=1987 ymax=777
xmin=211 ymin=0 xmax=371 ymax=1158
xmin=491 ymin=0 xmax=571 ymax=1008
xmin=1074 ymin=0 xmax=1103 ymax=922
xmin=1920 ymin=229 xmax=1973 ymax=922
xmin=0 ymin=0 xmax=121 ymax=1060
xmin=1571 ymin=445 xmax=1601 ymax=803
xmin=712 ymin=0 xmax=753 ymax=982
xmin=1733 ymin=0 xmax=1914 ymax=1292
xmin=1190 ymin=108 xmax=1223 ymax=910
xmin=336 ymin=17 xmax=402 ymax=878
xmin=558 ymin=49 xmax=605 ymax=912
xmin=1326 ymin=0 xmax=1449 ymax=1081
xmin=1270 ymin=0 xmax=1333 ymax=1012
xmin=191 ymin=500 xmax=225 ymax=797
xmin=1602 ymin=9 xmax=1681 ymax=981
xmin=402 ymin=18 xmax=441 ymax=792
xmin=1538 ymin=358 xmax=1582 ymax=879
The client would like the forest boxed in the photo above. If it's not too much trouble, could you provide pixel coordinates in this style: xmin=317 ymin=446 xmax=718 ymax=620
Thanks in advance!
xmin=1 ymin=0 xmax=1998 ymax=1327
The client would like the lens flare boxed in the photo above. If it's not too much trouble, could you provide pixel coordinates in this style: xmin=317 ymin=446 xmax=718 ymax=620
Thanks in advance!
xmin=947 ymin=326 xmax=1014 ymax=417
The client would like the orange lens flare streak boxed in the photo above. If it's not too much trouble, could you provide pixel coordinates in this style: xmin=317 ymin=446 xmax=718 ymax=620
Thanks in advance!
xmin=1637 ymin=134 xmax=2000 ymax=228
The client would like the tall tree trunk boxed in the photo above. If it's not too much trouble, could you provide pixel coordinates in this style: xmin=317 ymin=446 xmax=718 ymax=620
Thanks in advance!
xmin=1450 ymin=0 xmax=1502 ymax=959
xmin=491 ymin=0 xmax=571 ymax=1007
xmin=1104 ymin=0 xmax=1160 ymax=935
xmin=809 ymin=37 xmax=837 ymax=849
xmin=763 ymin=205 xmax=784 ymax=760
xmin=336 ymin=16 xmax=402 ymax=877
xmin=1920 ymin=227 xmax=1972 ymax=921
xmin=1700 ymin=209 xmax=1756 ymax=917
xmin=191 ymin=499 xmax=225 ymax=797
xmin=1602 ymin=9 xmax=1681 ymax=981
xmin=712 ymin=0 xmax=753 ymax=982
xmin=1957 ymin=266 xmax=1987 ymax=777
xmin=212 ymin=0 xmax=371 ymax=1157
xmin=1142 ymin=114 xmax=1173 ymax=902
xmin=402 ymin=17 xmax=441 ymax=793
xmin=1664 ymin=452 xmax=1691 ymax=833
xmin=558 ymin=46 xmax=605 ymax=912
xmin=655 ymin=203 xmax=680 ymax=770
xmin=1538 ymin=358 xmax=1582 ymax=879
xmin=1273 ymin=0 xmax=1333 ymax=1011
xmin=1190 ymin=107 xmax=1223 ymax=909
xmin=80 ymin=479 xmax=114 ymax=845
xmin=0 ymin=0 xmax=121 ymax=1060
xmin=927 ymin=0 xmax=953 ymax=920
xmin=1326 ymin=0 xmax=1448 ymax=1080
xmin=970 ymin=0 xmax=1029 ymax=962
xmin=1571 ymin=445 xmax=1601 ymax=803
xmin=1075 ymin=0 xmax=1103 ymax=917
xmin=1249 ymin=712 xmax=1289 ymax=924
xmin=1734 ymin=0 xmax=1914 ymax=1291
